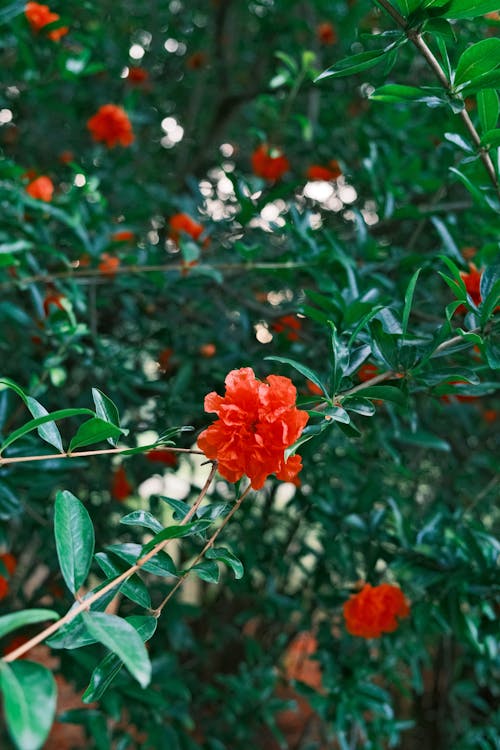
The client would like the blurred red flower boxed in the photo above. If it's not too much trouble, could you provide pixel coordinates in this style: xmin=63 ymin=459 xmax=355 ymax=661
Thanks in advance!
xmin=306 ymin=380 xmax=323 ymax=396
xmin=87 ymin=104 xmax=134 ymax=148
xmin=357 ymin=363 xmax=379 ymax=382
xmin=251 ymin=144 xmax=290 ymax=181
xmin=283 ymin=632 xmax=322 ymax=690
xmin=111 ymin=466 xmax=132 ymax=501
xmin=198 ymin=367 xmax=309 ymax=489
xmin=169 ymin=213 xmax=207 ymax=245
xmin=272 ymin=315 xmax=302 ymax=341
xmin=111 ymin=230 xmax=135 ymax=242
xmin=146 ymin=449 xmax=178 ymax=467
xmin=26 ymin=175 xmax=54 ymax=201
xmin=43 ymin=291 xmax=65 ymax=316
xmin=317 ymin=21 xmax=337 ymax=45
xmin=25 ymin=2 xmax=68 ymax=41
xmin=306 ymin=160 xmax=342 ymax=181
xmin=0 ymin=552 xmax=17 ymax=601
xmin=459 ymin=263 xmax=482 ymax=308
xmin=126 ymin=66 xmax=149 ymax=85
xmin=200 ymin=343 xmax=216 ymax=358
xmin=98 ymin=253 xmax=120 ymax=276
xmin=343 ymin=583 xmax=410 ymax=638
xmin=186 ymin=51 xmax=208 ymax=70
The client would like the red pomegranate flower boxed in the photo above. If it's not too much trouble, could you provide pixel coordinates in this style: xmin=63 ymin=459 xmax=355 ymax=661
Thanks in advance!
xmin=126 ymin=66 xmax=149 ymax=85
xmin=111 ymin=466 xmax=132 ymax=501
xmin=0 ymin=553 xmax=17 ymax=601
xmin=111 ymin=230 xmax=135 ymax=242
xmin=87 ymin=104 xmax=134 ymax=148
xmin=25 ymin=2 xmax=68 ymax=41
xmin=251 ymin=144 xmax=290 ymax=181
xmin=357 ymin=363 xmax=379 ymax=382
xmin=343 ymin=583 xmax=410 ymax=638
xmin=26 ymin=175 xmax=54 ymax=202
xmin=198 ymin=367 xmax=309 ymax=490
xmin=317 ymin=21 xmax=337 ymax=45
xmin=146 ymin=449 xmax=178 ymax=467
xmin=168 ymin=213 xmax=206 ymax=244
xmin=272 ymin=315 xmax=302 ymax=341
xmin=98 ymin=253 xmax=120 ymax=276
xmin=306 ymin=160 xmax=342 ymax=182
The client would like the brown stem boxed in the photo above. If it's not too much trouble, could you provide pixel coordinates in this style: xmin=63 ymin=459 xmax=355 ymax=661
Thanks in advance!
xmin=0 ymin=446 xmax=204 ymax=466
xmin=2 ymin=461 xmax=218 ymax=663
xmin=151 ymin=483 xmax=252 ymax=617
xmin=375 ymin=0 xmax=500 ymax=196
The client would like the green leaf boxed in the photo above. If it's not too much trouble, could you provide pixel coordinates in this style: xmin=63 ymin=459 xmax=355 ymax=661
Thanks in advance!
xmin=0 ymin=483 xmax=21 ymax=520
xmin=191 ymin=560 xmax=220 ymax=583
xmin=0 ymin=408 xmax=94 ymax=453
xmin=82 ymin=616 xmax=157 ymax=703
xmin=205 ymin=547 xmax=244 ymax=579
xmin=82 ymin=612 xmax=151 ymax=688
xmin=477 ymin=89 xmax=499 ymax=134
xmin=159 ymin=496 xmax=191 ymax=520
xmin=395 ymin=430 xmax=450 ymax=451
xmin=265 ymin=356 xmax=329 ymax=399
xmin=354 ymin=385 xmax=406 ymax=406
xmin=448 ymin=167 xmax=488 ymax=206
xmin=54 ymin=490 xmax=95 ymax=594
xmin=25 ymin=397 xmax=64 ymax=452
xmin=315 ymin=48 xmax=392 ymax=81
xmin=68 ymin=417 xmax=126 ymax=453
xmin=454 ymin=39 xmax=500 ymax=87
xmin=0 ymin=661 xmax=57 ymax=750
xmin=444 ymin=132 xmax=474 ymax=152
xmin=370 ymin=83 xmax=444 ymax=105
xmin=443 ymin=0 xmax=500 ymax=19
xmin=120 ymin=510 xmax=164 ymax=534
xmin=0 ymin=609 xmax=58 ymax=641
xmin=480 ymin=128 xmax=500 ymax=147
xmin=459 ymin=69 xmax=500 ymax=95
xmin=94 ymin=553 xmax=151 ymax=609
xmin=106 ymin=543 xmax=177 ymax=577
xmin=342 ymin=397 xmax=376 ymax=416
xmin=141 ymin=520 xmax=211 ymax=553
xmin=0 ymin=1 xmax=26 ymax=25
xmin=91 ymin=388 xmax=121 ymax=446
xmin=329 ymin=322 xmax=350 ymax=393
xmin=46 ymin=582 xmax=119 ymax=650
xmin=402 ymin=268 xmax=422 ymax=335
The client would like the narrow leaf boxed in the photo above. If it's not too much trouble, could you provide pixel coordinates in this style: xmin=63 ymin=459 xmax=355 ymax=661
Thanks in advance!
xmin=0 ymin=609 xmax=58 ymax=641
xmin=402 ymin=268 xmax=422 ymax=334
xmin=54 ymin=490 xmax=95 ymax=594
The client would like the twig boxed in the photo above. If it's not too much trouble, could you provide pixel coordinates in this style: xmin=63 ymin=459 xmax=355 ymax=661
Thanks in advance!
xmin=0 ymin=446 xmax=204 ymax=466
xmin=151 ymin=482 xmax=252 ymax=617
xmin=375 ymin=0 xmax=500 ymax=197
xmin=2 ymin=460 xmax=218 ymax=663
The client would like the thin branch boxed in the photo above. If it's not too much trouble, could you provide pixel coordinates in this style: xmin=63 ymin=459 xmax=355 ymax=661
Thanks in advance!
xmin=375 ymin=0 xmax=500 ymax=196
xmin=2 ymin=460 xmax=218 ymax=663
xmin=0 ymin=446 xmax=204 ymax=467
xmin=151 ymin=482 xmax=252 ymax=617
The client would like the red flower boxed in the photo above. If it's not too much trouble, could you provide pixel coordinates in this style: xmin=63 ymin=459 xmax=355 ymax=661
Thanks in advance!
xmin=251 ymin=144 xmax=290 ymax=181
xmin=126 ymin=66 xmax=149 ymax=85
xmin=357 ymin=363 xmax=379 ymax=382
xmin=306 ymin=160 xmax=342 ymax=182
xmin=200 ymin=343 xmax=216 ymax=358
xmin=272 ymin=315 xmax=302 ymax=341
xmin=25 ymin=2 xmax=68 ymax=41
xmin=26 ymin=175 xmax=54 ymax=202
xmin=283 ymin=632 xmax=322 ymax=690
xmin=111 ymin=466 xmax=132 ymax=501
xmin=146 ymin=448 xmax=178 ymax=467
xmin=306 ymin=380 xmax=323 ymax=396
xmin=0 ymin=553 xmax=17 ymax=601
xmin=98 ymin=253 xmax=120 ymax=276
xmin=343 ymin=583 xmax=410 ymax=638
xmin=87 ymin=104 xmax=134 ymax=148
xmin=168 ymin=213 xmax=207 ymax=245
xmin=111 ymin=230 xmax=135 ymax=242
xmin=317 ymin=21 xmax=337 ymax=45
xmin=58 ymin=150 xmax=74 ymax=164
xmin=198 ymin=367 xmax=309 ymax=490
xmin=459 ymin=263 xmax=482 ymax=308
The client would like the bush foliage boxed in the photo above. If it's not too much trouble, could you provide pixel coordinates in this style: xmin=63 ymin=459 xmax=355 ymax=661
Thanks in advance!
xmin=0 ymin=0 xmax=499 ymax=748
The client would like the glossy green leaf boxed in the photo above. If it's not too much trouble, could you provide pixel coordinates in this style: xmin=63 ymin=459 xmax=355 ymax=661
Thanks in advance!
xmin=106 ymin=543 xmax=177 ymax=577
xmin=120 ymin=510 xmax=164 ymax=534
xmin=191 ymin=560 xmax=220 ymax=583
xmin=402 ymin=268 xmax=422 ymax=334
xmin=0 ymin=408 xmax=94 ymax=453
xmin=370 ymin=84 xmax=444 ymax=105
xmin=442 ymin=0 xmax=500 ymax=18
xmin=91 ymin=388 xmax=121 ymax=446
xmin=477 ymin=89 xmax=499 ymax=134
xmin=25 ymin=397 xmax=64 ymax=452
xmin=0 ymin=609 xmax=58 ymax=640
xmin=355 ymin=385 xmax=406 ymax=406
xmin=54 ymin=490 xmax=95 ymax=594
xmin=94 ymin=552 xmax=151 ymax=609
xmin=454 ymin=39 xmax=500 ymax=86
xmin=265 ymin=355 xmax=329 ymax=398
xmin=68 ymin=417 xmax=125 ymax=453
xmin=480 ymin=128 xmax=500 ymax=147
xmin=205 ymin=547 xmax=244 ymax=579
xmin=46 ymin=583 xmax=120 ymax=650
xmin=82 ymin=616 xmax=157 ymax=703
xmin=141 ymin=520 xmax=211 ymax=553
xmin=315 ymin=48 xmax=393 ymax=81
xmin=0 ymin=661 xmax=57 ymax=750
xmin=82 ymin=611 xmax=151 ymax=688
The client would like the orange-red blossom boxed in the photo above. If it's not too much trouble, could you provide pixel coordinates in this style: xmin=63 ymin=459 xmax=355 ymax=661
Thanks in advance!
xmin=168 ymin=213 xmax=207 ymax=245
xmin=0 ymin=553 xmax=17 ymax=601
xmin=251 ymin=144 xmax=290 ymax=181
xmin=343 ymin=583 xmax=410 ymax=638
xmin=198 ymin=367 xmax=309 ymax=490
xmin=26 ymin=175 xmax=54 ymax=202
xmin=87 ymin=104 xmax=134 ymax=148
xmin=25 ymin=2 xmax=68 ymax=41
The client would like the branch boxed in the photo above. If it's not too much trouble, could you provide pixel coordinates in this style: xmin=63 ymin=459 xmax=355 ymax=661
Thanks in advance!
xmin=2 ymin=460 xmax=219 ymax=663
xmin=0 ymin=446 xmax=204 ymax=467
xmin=375 ymin=0 xmax=500 ymax=197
